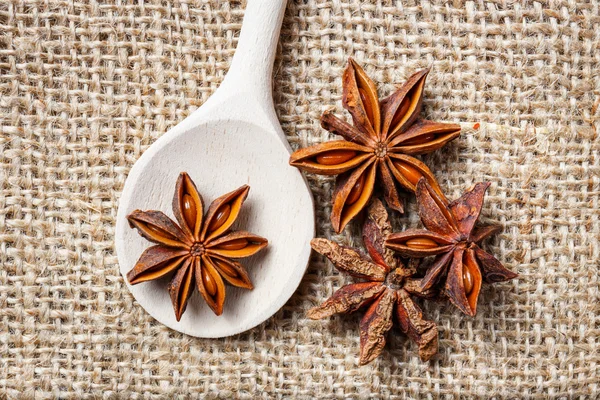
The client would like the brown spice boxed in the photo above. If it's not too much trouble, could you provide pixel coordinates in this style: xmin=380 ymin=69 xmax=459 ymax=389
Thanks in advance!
xmin=289 ymin=58 xmax=461 ymax=232
xmin=307 ymin=199 xmax=438 ymax=365
xmin=126 ymin=172 xmax=268 ymax=321
xmin=385 ymin=178 xmax=518 ymax=316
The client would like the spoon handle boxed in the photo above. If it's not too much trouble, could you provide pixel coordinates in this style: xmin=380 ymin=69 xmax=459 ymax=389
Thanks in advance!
xmin=219 ymin=0 xmax=287 ymax=108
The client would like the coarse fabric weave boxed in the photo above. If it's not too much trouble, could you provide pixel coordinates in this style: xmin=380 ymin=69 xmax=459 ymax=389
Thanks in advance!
xmin=1 ymin=0 xmax=598 ymax=398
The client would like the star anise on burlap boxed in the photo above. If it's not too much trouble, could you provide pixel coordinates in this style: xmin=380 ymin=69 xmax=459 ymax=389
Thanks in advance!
xmin=290 ymin=58 xmax=461 ymax=233
xmin=307 ymin=199 xmax=438 ymax=365
xmin=126 ymin=172 xmax=267 ymax=321
xmin=385 ymin=178 xmax=518 ymax=316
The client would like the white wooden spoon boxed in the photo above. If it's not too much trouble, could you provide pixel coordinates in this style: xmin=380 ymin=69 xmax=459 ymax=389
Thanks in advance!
xmin=115 ymin=0 xmax=314 ymax=338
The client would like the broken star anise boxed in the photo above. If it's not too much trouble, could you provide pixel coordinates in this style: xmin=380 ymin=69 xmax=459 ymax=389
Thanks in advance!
xmin=290 ymin=58 xmax=461 ymax=233
xmin=385 ymin=178 xmax=518 ymax=317
xmin=126 ymin=172 xmax=268 ymax=321
xmin=307 ymin=198 xmax=438 ymax=365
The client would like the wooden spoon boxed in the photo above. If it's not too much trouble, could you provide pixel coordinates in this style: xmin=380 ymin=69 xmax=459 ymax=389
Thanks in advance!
xmin=115 ymin=1 xmax=314 ymax=337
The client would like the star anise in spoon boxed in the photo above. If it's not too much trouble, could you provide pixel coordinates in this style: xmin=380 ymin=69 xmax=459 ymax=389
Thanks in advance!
xmin=290 ymin=58 xmax=461 ymax=232
xmin=307 ymin=199 xmax=438 ymax=365
xmin=385 ymin=178 xmax=518 ymax=316
xmin=126 ymin=172 xmax=268 ymax=321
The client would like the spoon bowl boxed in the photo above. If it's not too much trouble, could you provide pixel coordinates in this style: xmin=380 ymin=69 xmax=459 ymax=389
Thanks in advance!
xmin=115 ymin=1 xmax=314 ymax=337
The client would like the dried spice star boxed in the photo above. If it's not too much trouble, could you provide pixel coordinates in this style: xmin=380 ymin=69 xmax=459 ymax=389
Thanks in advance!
xmin=385 ymin=178 xmax=518 ymax=316
xmin=290 ymin=58 xmax=461 ymax=233
xmin=307 ymin=199 xmax=438 ymax=365
xmin=126 ymin=172 xmax=268 ymax=321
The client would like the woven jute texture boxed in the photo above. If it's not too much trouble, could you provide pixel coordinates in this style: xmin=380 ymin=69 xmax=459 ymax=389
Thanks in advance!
xmin=1 ymin=0 xmax=598 ymax=398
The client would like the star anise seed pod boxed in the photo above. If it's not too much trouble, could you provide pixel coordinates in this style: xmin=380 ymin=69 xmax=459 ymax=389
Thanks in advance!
xmin=307 ymin=199 xmax=438 ymax=365
xmin=126 ymin=172 xmax=268 ymax=321
xmin=290 ymin=58 xmax=461 ymax=232
xmin=385 ymin=178 xmax=518 ymax=316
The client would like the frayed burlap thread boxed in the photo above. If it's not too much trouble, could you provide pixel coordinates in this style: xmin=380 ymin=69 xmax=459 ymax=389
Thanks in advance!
xmin=1 ymin=0 xmax=599 ymax=398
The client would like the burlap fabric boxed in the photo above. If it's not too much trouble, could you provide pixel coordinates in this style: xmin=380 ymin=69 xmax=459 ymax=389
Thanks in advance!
xmin=1 ymin=0 xmax=598 ymax=398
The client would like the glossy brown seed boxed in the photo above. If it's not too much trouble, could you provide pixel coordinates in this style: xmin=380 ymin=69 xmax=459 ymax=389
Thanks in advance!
xmin=316 ymin=150 xmax=357 ymax=165
xmin=202 ymin=267 xmax=217 ymax=296
xmin=213 ymin=258 xmax=239 ymax=278
xmin=402 ymin=133 xmax=435 ymax=146
xmin=463 ymin=266 xmax=474 ymax=295
xmin=217 ymin=238 xmax=249 ymax=250
xmin=208 ymin=204 xmax=231 ymax=232
xmin=392 ymin=160 xmax=422 ymax=185
xmin=359 ymin=88 xmax=375 ymax=125
xmin=405 ymin=237 xmax=438 ymax=249
xmin=146 ymin=224 xmax=178 ymax=241
xmin=391 ymin=95 xmax=411 ymax=128
xmin=346 ymin=173 xmax=366 ymax=205
xmin=182 ymin=194 xmax=197 ymax=230
xmin=462 ymin=250 xmax=479 ymax=296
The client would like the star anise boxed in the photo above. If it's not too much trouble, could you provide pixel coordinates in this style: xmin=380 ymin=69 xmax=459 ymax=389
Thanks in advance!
xmin=307 ymin=199 xmax=438 ymax=365
xmin=126 ymin=172 xmax=268 ymax=321
xmin=290 ymin=58 xmax=461 ymax=233
xmin=385 ymin=178 xmax=518 ymax=316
